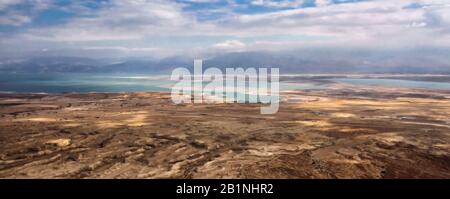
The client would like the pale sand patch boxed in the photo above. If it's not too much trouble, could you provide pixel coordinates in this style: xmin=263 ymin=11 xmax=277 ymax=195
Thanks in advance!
xmin=14 ymin=118 xmax=69 ymax=122
xmin=116 ymin=111 xmax=149 ymax=115
xmin=63 ymin=123 xmax=82 ymax=127
xmin=343 ymin=100 xmax=406 ymax=106
xmin=297 ymin=120 xmax=332 ymax=127
xmin=434 ymin=144 xmax=450 ymax=149
xmin=125 ymin=114 xmax=149 ymax=127
xmin=300 ymin=99 xmax=344 ymax=108
xmin=2 ymin=99 xmax=26 ymax=102
xmin=247 ymin=143 xmax=316 ymax=157
xmin=19 ymin=104 xmax=60 ymax=108
xmin=339 ymin=128 xmax=375 ymax=133
xmin=95 ymin=112 xmax=150 ymax=128
xmin=332 ymin=113 xmax=356 ymax=118
xmin=330 ymin=159 xmax=371 ymax=164
xmin=45 ymin=138 xmax=71 ymax=147
xmin=300 ymin=98 xmax=409 ymax=110
xmin=397 ymin=97 xmax=449 ymax=103
xmin=96 ymin=121 xmax=123 ymax=128
xmin=375 ymin=133 xmax=405 ymax=143
xmin=63 ymin=107 xmax=89 ymax=111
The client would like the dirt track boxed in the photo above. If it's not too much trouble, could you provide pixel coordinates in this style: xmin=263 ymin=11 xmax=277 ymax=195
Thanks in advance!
xmin=0 ymin=86 xmax=449 ymax=178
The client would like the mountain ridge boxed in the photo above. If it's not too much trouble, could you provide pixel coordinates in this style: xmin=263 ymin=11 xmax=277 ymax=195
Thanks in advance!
xmin=1 ymin=50 xmax=450 ymax=74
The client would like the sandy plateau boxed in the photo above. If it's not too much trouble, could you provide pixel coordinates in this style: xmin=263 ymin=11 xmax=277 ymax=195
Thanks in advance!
xmin=0 ymin=85 xmax=450 ymax=178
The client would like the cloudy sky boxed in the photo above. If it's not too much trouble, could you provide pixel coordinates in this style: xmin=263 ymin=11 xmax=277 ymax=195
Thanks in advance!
xmin=0 ymin=0 xmax=449 ymax=59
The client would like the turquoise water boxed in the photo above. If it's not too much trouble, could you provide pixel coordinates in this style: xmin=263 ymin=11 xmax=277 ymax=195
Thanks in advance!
xmin=329 ymin=78 xmax=450 ymax=90
xmin=0 ymin=73 xmax=321 ymax=93
xmin=0 ymin=73 xmax=172 ymax=93
xmin=5 ymin=73 xmax=447 ymax=93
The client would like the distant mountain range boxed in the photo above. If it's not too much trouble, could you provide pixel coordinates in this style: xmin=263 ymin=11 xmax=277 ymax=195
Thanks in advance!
xmin=1 ymin=50 xmax=450 ymax=74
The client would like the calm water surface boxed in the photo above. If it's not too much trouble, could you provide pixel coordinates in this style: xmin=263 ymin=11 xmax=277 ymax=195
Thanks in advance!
xmin=2 ymin=73 xmax=448 ymax=93
xmin=0 ymin=73 xmax=320 ymax=93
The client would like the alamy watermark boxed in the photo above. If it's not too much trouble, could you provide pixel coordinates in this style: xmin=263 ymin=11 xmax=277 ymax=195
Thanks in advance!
xmin=170 ymin=60 xmax=279 ymax=114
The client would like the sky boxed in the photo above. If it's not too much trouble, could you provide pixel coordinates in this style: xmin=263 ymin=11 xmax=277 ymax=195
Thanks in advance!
xmin=0 ymin=0 xmax=449 ymax=59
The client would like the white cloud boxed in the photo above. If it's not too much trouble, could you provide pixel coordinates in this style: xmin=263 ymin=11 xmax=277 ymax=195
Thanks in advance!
xmin=0 ymin=0 xmax=51 ymax=26
xmin=16 ymin=0 xmax=192 ymax=41
xmin=0 ymin=13 xmax=31 ymax=26
xmin=213 ymin=40 xmax=246 ymax=49
xmin=179 ymin=0 xmax=220 ymax=3
xmin=0 ymin=0 xmax=23 ymax=10
xmin=314 ymin=0 xmax=330 ymax=7
xmin=250 ymin=0 xmax=304 ymax=8
xmin=1 ymin=0 xmax=450 ymax=58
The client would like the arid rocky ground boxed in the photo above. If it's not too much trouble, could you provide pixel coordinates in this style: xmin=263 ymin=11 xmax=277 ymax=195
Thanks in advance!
xmin=0 ymin=84 xmax=449 ymax=178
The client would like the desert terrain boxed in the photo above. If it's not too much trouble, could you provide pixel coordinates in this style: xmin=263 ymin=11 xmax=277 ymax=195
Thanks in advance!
xmin=0 ymin=83 xmax=449 ymax=179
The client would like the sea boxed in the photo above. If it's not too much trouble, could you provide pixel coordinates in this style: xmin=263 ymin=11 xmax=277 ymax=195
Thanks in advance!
xmin=1 ymin=73 xmax=449 ymax=93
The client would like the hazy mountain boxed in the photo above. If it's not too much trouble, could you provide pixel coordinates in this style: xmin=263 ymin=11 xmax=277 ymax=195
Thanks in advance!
xmin=0 ymin=57 xmax=104 ymax=73
xmin=205 ymin=50 xmax=450 ymax=74
xmin=203 ymin=52 xmax=360 ymax=73
xmin=1 ymin=50 xmax=449 ymax=74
